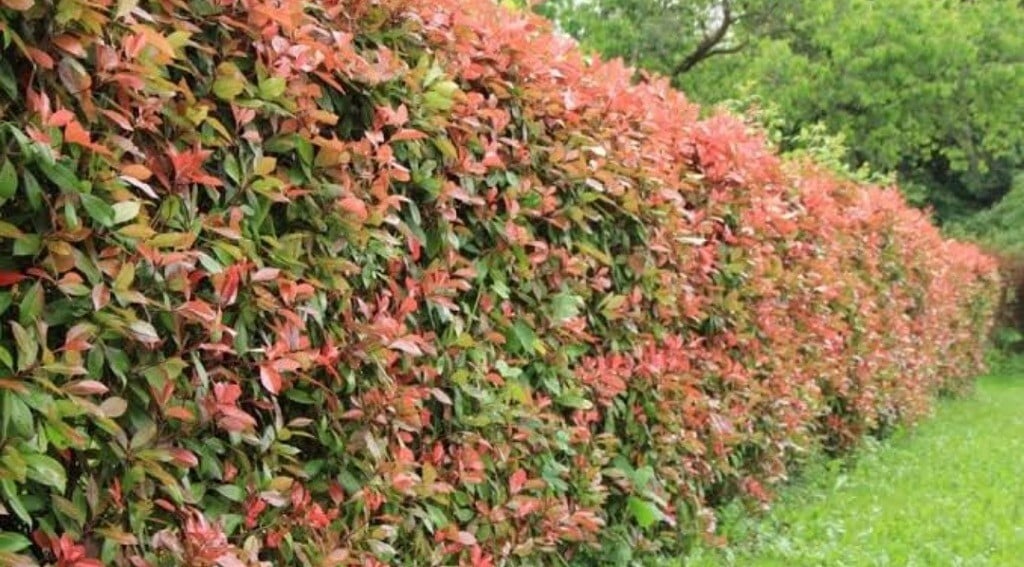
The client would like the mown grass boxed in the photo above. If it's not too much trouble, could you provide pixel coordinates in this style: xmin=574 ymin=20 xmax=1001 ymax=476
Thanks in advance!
xmin=677 ymin=365 xmax=1024 ymax=566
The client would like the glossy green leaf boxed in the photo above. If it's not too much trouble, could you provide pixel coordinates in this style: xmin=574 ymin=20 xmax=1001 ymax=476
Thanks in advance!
xmin=0 ymin=160 xmax=16 ymax=200
xmin=258 ymin=77 xmax=287 ymax=99
xmin=36 ymin=159 xmax=82 ymax=193
xmin=1 ymin=392 xmax=33 ymax=439
xmin=25 ymin=453 xmax=67 ymax=493
xmin=80 ymin=193 xmax=115 ymax=227
xmin=213 ymin=62 xmax=246 ymax=101
xmin=9 ymin=322 xmax=36 ymax=372
xmin=0 ymin=532 xmax=31 ymax=552
xmin=0 ymin=480 xmax=30 ymax=527
xmin=17 ymin=282 xmax=43 ymax=328
xmin=0 ymin=59 xmax=17 ymax=101
xmin=11 ymin=234 xmax=41 ymax=256
xmin=627 ymin=496 xmax=661 ymax=529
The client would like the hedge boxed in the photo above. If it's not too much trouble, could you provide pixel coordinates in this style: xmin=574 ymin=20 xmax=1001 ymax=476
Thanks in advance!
xmin=0 ymin=0 xmax=998 ymax=565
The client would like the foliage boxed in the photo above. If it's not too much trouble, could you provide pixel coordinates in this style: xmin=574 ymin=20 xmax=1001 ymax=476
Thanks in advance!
xmin=542 ymin=0 xmax=1024 ymax=223
xmin=536 ymin=0 xmax=777 ymax=78
xmin=679 ymin=372 xmax=1024 ymax=566
xmin=722 ymin=95 xmax=893 ymax=187
xmin=947 ymin=175 xmax=1024 ymax=340
xmin=0 ymin=0 xmax=999 ymax=565
xmin=950 ymin=173 xmax=1024 ymax=255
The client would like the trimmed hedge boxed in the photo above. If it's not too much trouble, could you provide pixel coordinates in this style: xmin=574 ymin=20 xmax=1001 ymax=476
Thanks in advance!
xmin=0 ymin=0 xmax=997 ymax=565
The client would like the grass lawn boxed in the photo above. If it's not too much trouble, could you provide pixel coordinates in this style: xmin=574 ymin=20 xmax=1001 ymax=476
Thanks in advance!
xmin=678 ymin=368 xmax=1024 ymax=566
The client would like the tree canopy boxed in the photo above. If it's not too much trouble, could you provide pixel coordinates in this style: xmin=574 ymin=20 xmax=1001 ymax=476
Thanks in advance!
xmin=540 ymin=0 xmax=1024 ymax=223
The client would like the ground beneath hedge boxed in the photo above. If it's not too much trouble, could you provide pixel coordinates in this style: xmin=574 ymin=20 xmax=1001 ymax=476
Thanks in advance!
xmin=681 ymin=368 xmax=1024 ymax=566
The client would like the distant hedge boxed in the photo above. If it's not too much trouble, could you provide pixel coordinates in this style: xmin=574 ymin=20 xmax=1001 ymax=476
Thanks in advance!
xmin=0 ymin=0 xmax=998 ymax=565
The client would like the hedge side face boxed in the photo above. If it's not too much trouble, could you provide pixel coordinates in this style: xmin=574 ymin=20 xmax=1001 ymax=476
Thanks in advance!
xmin=0 ymin=0 xmax=998 ymax=565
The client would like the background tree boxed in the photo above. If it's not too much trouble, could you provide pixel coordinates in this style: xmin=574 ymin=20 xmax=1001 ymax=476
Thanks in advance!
xmin=536 ymin=1 xmax=781 ymax=77
xmin=539 ymin=0 xmax=1024 ymax=224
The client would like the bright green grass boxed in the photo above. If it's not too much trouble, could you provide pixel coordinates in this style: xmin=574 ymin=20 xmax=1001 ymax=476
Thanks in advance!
xmin=679 ymin=370 xmax=1024 ymax=567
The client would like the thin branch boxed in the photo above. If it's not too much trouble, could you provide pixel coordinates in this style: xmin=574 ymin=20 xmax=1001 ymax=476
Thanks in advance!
xmin=672 ymin=0 xmax=743 ymax=76
xmin=706 ymin=41 xmax=746 ymax=58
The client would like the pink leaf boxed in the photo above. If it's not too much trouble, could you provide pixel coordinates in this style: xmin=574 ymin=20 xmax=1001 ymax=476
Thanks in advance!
xmin=389 ymin=337 xmax=423 ymax=356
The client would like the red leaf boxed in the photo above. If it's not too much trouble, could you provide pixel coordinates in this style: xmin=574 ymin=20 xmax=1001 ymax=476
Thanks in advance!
xmin=391 ymin=128 xmax=428 ymax=142
xmin=212 ymin=267 xmax=241 ymax=306
xmin=389 ymin=337 xmax=423 ymax=356
xmin=63 ymin=119 xmax=92 ymax=146
xmin=260 ymin=363 xmax=282 ymax=395
xmin=214 ymin=383 xmax=242 ymax=405
xmin=64 ymin=380 xmax=109 ymax=396
xmin=26 ymin=47 xmax=54 ymax=69
xmin=167 ymin=145 xmax=223 ymax=187
xmin=168 ymin=448 xmax=199 ymax=468
xmin=91 ymin=284 xmax=110 ymax=311
xmin=64 ymin=119 xmax=112 ymax=156
xmin=177 ymin=300 xmax=218 ymax=324
xmin=1 ymin=0 xmax=35 ymax=11
xmin=47 ymin=109 xmax=75 ymax=128
xmin=509 ymin=469 xmax=527 ymax=495
xmin=455 ymin=531 xmax=477 ymax=546
xmin=338 ymin=197 xmax=368 ymax=221
xmin=102 ymin=109 xmax=135 ymax=131
xmin=164 ymin=406 xmax=195 ymax=422
xmin=218 ymin=408 xmax=257 ymax=432
xmin=120 ymin=163 xmax=152 ymax=181
xmin=53 ymin=35 xmax=87 ymax=58
xmin=252 ymin=267 xmax=281 ymax=282
xmin=0 ymin=271 xmax=27 ymax=287
xmin=408 ymin=235 xmax=422 ymax=261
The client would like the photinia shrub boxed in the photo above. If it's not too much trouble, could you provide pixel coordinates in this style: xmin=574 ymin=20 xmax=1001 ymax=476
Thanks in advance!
xmin=0 ymin=0 xmax=998 ymax=565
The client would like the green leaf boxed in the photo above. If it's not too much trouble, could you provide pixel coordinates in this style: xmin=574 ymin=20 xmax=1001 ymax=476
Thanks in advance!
xmin=0 ymin=532 xmax=31 ymax=553
xmin=0 ymin=159 xmax=16 ymax=200
xmin=22 ymin=170 xmax=43 ymax=211
xmin=130 ymin=420 xmax=158 ymax=449
xmin=550 ymin=292 xmax=583 ymax=323
xmin=627 ymin=496 xmax=661 ymax=529
xmin=18 ymin=282 xmax=43 ymax=328
xmin=295 ymin=136 xmax=313 ymax=170
xmin=25 ymin=453 xmax=68 ymax=493
xmin=509 ymin=320 xmax=537 ymax=354
xmin=106 ymin=347 xmax=130 ymax=382
xmin=213 ymin=62 xmax=246 ymax=101
xmin=2 ymin=391 xmax=34 ymax=439
xmin=0 ymin=446 xmax=27 ymax=482
xmin=80 ymin=193 xmax=115 ymax=227
xmin=215 ymin=484 xmax=245 ymax=502
xmin=197 ymin=253 xmax=223 ymax=274
xmin=0 ymin=480 xmax=31 ymax=527
xmin=114 ymin=0 xmax=138 ymax=20
xmin=36 ymin=159 xmax=82 ymax=193
xmin=0 ymin=59 xmax=17 ymax=101
xmin=0 ymin=345 xmax=12 ymax=371
xmin=112 ymin=201 xmax=141 ymax=224
xmin=0 ymin=221 xmax=21 ymax=239
xmin=633 ymin=466 xmax=655 ymax=490
xmin=129 ymin=320 xmax=161 ymax=345
xmin=61 ymin=200 xmax=81 ymax=230
xmin=259 ymin=77 xmax=287 ymax=99
xmin=51 ymin=493 xmax=87 ymax=529
xmin=11 ymin=234 xmax=41 ymax=256
xmin=224 ymin=153 xmax=242 ymax=184
xmin=9 ymin=321 xmax=37 ymax=372
xmin=554 ymin=390 xmax=593 ymax=410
